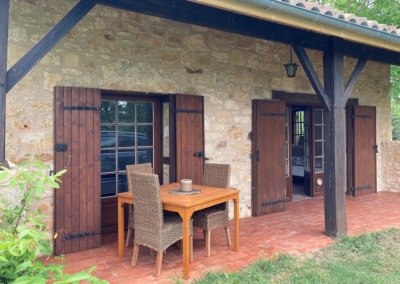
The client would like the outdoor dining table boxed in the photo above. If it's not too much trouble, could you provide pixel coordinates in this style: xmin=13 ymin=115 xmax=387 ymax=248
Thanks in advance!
xmin=117 ymin=182 xmax=240 ymax=279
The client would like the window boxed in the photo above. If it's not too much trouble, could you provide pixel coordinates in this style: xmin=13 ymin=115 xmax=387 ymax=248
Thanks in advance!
xmin=314 ymin=109 xmax=324 ymax=173
xmin=100 ymin=99 xmax=154 ymax=197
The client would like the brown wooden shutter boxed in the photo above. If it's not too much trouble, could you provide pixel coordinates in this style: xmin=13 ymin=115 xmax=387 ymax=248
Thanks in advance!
xmin=251 ymin=100 xmax=286 ymax=216
xmin=54 ymin=86 xmax=101 ymax=255
xmin=170 ymin=94 xmax=204 ymax=184
xmin=352 ymin=105 xmax=377 ymax=197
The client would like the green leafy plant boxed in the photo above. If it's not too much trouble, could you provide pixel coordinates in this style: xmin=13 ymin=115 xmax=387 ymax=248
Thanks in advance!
xmin=0 ymin=154 xmax=108 ymax=283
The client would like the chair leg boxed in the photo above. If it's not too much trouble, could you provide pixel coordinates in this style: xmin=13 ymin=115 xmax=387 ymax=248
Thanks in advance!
xmin=190 ymin=235 xmax=193 ymax=263
xmin=155 ymin=251 xmax=163 ymax=277
xmin=125 ymin=229 xmax=133 ymax=247
xmin=205 ymin=230 xmax=211 ymax=257
xmin=225 ymin=227 xmax=231 ymax=246
xmin=131 ymin=244 xmax=139 ymax=267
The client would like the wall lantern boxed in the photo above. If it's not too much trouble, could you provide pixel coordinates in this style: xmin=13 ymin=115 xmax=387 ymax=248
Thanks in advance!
xmin=283 ymin=46 xmax=299 ymax=78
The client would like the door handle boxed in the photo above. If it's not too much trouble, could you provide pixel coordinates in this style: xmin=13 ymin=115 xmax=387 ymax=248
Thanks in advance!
xmin=194 ymin=151 xmax=208 ymax=159
xmin=372 ymin=145 xmax=378 ymax=153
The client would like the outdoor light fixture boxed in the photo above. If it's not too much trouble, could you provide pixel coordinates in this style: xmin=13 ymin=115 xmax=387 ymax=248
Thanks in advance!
xmin=284 ymin=46 xmax=299 ymax=78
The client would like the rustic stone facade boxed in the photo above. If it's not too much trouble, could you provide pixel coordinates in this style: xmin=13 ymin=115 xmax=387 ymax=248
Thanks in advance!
xmin=381 ymin=141 xmax=400 ymax=192
xmin=5 ymin=1 xmax=392 ymax=233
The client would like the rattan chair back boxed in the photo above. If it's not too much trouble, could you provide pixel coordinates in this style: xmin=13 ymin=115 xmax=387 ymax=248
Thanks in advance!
xmin=132 ymin=172 xmax=164 ymax=236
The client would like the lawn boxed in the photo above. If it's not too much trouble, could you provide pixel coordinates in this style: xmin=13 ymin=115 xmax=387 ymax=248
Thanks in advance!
xmin=185 ymin=227 xmax=400 ymax=284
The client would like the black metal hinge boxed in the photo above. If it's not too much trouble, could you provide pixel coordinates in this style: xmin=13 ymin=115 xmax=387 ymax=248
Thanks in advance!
xmin=354 ymin=185 xmax=372 ymax=191
xmin=355 ymin=115 xmax=371 ymax=119
xmin=261 ymin=199 xmax=285 ymax=207
xmin=261 ymin=112 xmax=285 ymax=116
xmin=63 ymin=230 xmax=101 ymax=240
xmin=173 ymin=109 xmax=202 ymax=114
xmin=64 ymin=106 xmax=100 ymax=110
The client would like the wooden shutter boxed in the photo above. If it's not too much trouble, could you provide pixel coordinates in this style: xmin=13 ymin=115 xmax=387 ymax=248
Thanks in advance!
xmin=54 ymin=86 xmax=101 ymax=255
xmin=170 ymin=94 xmax=204 ymax=184
xmin=352 ymin=105 xmax=377 ymax=197
xmin=251 ymin=100 xmax=286 ymax=216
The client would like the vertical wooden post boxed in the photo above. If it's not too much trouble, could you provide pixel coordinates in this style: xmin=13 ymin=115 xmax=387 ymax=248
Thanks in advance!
xmin=323 ymin=37 xmax=348 ymax=237
xmin=0 ymin=0 xmax=9 ymax=164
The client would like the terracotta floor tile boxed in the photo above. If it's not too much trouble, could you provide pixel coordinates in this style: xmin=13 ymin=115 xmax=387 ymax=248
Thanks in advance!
xmin=48 ymin=191 xmax=400 ymax=283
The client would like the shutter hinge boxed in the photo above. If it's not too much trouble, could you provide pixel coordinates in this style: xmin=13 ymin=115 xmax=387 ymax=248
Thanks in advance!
xmin=173 ymin=109 xmax=201 ymax=114
xmin=63 ymin=230 xmax=101 ymax=240
xmin=64 ymin=106 xmax=100 ymax=110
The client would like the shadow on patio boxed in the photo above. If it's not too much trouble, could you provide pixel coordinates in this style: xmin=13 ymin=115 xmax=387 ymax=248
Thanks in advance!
xmin=48 ymin=192 xmax=400 ymax=283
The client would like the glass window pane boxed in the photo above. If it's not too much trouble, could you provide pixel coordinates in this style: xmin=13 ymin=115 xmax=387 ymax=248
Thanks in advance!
xmin=101 ymin=127 xmax=116 ymax=147
xmin=163 ymin=164 xmax=170 ymax=185
xmin=138 ymin=148 xmax=153 ymax=165
xmin=315 ymin=125 xmax=323 ymax=140
xmin=117 ymin=174 xmax=128 ymax=193
xmin=118 ymin=149 xmax=135 ymax=171
xmin=315 ymin=141 xmax=323 ymax=156
xmin=163 ymin=102 xmax=170 ymax=158
xmin=101 ymin=101 xmax=116 ymax=123
xmin=137 ymin=125 xmax=153 ymax=146
xmin=286 ymin=160 xmax=289 ymax=176
xmin=118 ymin=101 xmax=135 ymax=123
xmin=101 ymin=174 xmax=116 ymax=197
xmin=315 ymin=109 xmax=323 ymax=124
xmin=286 ymin=143 xmax=288 ymax=159
xmin=118 ymin=126 xmax=135 ymax=147
xmin=315 ymin=158 xmax=323 ymax=173
xmin=137 ymin=102 xmax=153 ymax=123
xmin=101 ymin=150 xmax=116 ymax=172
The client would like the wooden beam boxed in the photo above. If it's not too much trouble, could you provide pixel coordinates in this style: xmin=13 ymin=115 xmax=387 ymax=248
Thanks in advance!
xmin=323 ymin=37 xmax=348 ymax=238
xmin=293 ymin=45 xmax=330 ymax=111
xmin=343 ymin=58 xmax=367 ymax=104
xmin=96 ymin=0 xmax=400 ymax=66
xmin=6 ymin=0 xmax=96 ymax=93
xmin=0 ymin=0 xmax=9 ymax=163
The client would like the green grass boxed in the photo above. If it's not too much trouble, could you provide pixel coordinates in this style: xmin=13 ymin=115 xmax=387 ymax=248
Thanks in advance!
xmin=184 ymin=227 xmax=400 ymax=284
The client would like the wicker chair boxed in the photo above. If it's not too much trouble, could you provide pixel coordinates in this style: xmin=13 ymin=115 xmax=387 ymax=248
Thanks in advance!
xmin=125 ymin=163 xmax=153 ymax=247
xmin=193 ymin=163 xmax=231 ymax=257
xmin=130 ymin=172 xmax=193 ymax=276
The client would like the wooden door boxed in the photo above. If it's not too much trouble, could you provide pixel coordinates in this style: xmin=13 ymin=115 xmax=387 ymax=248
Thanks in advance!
xmin=351 ymin=105 xmax=377 ymax=196
xmin=251 ymin=100 xmax=286 ymax=216
xmin=170 ymin=94 xmax=204 ymax=184
xmin=54 ymin=86 xmax=101 ymax=255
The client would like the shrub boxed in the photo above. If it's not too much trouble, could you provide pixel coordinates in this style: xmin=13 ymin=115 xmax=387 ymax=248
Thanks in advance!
xmin=0 ymin=154 xmax=107 ymax=283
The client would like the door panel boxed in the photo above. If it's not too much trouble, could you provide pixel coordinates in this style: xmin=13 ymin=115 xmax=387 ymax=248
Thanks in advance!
xmin=313 ymin=108 xmax=324 ymax=197
xmin=54 ymin=86 xmax=101 ymax=255
xmin=251 ymin=100 xmax=286 ymax=216
xmin=303 ymin=108 xmax=313 ymax=197
xmin=171 ymin=94 xmax=204 ymax=184
xmin=352 ymin=105 xmax=376 ymax=196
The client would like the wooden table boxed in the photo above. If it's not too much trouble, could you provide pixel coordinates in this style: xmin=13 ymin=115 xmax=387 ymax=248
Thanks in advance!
xmin=117 ymin=182 xmax=240 ymax=279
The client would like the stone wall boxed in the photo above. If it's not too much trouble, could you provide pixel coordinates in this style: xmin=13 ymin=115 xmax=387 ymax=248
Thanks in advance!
xmin=6 ymin=0 xmax=392 ymax=232
xmin=381 ymin=141 xmax=400 ymax=192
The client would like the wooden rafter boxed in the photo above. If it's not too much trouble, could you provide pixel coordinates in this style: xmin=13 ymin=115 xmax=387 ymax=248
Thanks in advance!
xmin=344 ymin=58 xmax=367 ymax=104
xmin=293 ymin=45 xmax=331 ymax=112
xmin=6 ymin=0 xmax=96 ymax=93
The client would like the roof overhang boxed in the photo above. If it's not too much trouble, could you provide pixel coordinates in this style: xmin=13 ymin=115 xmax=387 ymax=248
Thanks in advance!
xmin=188 ymin=0 xmax=400 ymax=54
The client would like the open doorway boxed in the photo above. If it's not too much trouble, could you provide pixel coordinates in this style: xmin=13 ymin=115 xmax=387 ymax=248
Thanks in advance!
xmin=291 ymin=106 xmax=312 ymax=201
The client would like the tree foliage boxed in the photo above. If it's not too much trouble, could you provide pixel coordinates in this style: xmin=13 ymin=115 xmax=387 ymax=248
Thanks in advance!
xmin=319 ymin=0 xmax=400 ymax=139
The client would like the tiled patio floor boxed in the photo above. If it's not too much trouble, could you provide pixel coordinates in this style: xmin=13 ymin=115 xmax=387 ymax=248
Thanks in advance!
xmin=48 ymin=192 xmax=400 ymax=283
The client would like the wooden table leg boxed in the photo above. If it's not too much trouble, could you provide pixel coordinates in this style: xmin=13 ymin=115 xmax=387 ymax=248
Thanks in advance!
xmin=118 ymin=198 xmax=125 ymax=258
xmin=178 ymin=209 xmax=192 ymax=279
xmin=233 ymin=195 xmax=239 ymax=252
